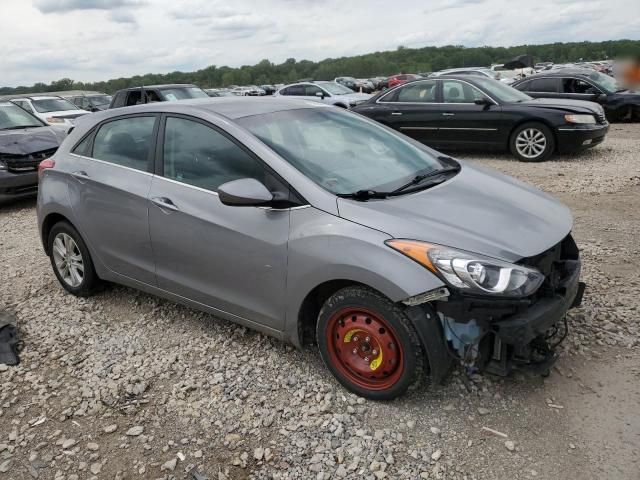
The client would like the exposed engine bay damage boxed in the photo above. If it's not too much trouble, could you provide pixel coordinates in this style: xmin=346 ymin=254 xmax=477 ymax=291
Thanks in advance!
xmin=405 ymin=235 xmax=586 ymax=378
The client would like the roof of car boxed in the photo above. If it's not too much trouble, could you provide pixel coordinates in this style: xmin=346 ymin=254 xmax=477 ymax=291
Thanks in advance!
xmin=96 ymin=97 xmax=329 ymax=121
xmin=526 ymin=68 xmax=595 ymax=77
xmin=118 ymin=84 xmax=198 ymax=92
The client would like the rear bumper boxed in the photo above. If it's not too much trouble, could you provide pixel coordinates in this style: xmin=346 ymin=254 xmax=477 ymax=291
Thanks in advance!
xmin=556 ymin=124 xmax=609 ymax=153
xmin=0 ymin=170 xmax=38 ymax=202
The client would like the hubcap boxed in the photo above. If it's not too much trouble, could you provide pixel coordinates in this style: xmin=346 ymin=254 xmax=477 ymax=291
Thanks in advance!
xmin=52 ymin=233 xmax=84 ymax=288
xmin=515 ymin=128 xmax=547 ymax=159
xmin=326 ymin=308 xmax=404 ymax=391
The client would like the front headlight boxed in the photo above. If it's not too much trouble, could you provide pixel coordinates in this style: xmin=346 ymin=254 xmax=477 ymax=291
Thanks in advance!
xmin=564 ymin=114 xmax=596 ymax=124
xmin=46 ymin=117 xmax=65 ymax=124
xmin=386 ymin=240 xmax=544 ymax=297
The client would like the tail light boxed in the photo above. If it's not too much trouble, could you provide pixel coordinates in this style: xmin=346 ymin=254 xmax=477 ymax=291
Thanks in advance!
xmin=38 ymin=159 xmax=55 ymax=181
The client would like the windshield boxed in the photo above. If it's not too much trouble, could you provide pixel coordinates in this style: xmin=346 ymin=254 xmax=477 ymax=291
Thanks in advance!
xmin=238 ymin=108 xmax=444 ymax=195
xmin=318 ymin=82 xmax=354 ymax=95
xmin=588 ymin=71 xmax=619 ymax=93
xmin=472 ymin=77 xmax=532 ymax=103
xmin=32 ymin=98 xmax=79 ymax=113
xmin=160 ymin=87 xmax=209 ymax=101
xmin=88 ymin=95 xmax=112 ymax=105
xmin=0 ymin=103 xmax=44 ymax=129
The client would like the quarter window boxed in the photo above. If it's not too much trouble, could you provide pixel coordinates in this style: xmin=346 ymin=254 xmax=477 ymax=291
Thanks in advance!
xmin=162 ymin=117 xmax=270 ymax=193
xmin=92 ymin=116 xmax=156 ymax=171
xmin=442 ymin=80 xmax=486 ymax=103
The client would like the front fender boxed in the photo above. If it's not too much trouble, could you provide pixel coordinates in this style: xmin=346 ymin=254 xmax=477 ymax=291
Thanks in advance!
xmin=285 ymin=207 xmax=445 ymax=345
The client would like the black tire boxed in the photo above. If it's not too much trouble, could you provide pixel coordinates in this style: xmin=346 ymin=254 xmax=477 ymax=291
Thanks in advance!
xmin=509 ymin=122 xmax=555 ymax=162
xmin=48 ymin=221 xmax=101 ymax=297
xmin=317 ymin=286 xmax=424 ymax=400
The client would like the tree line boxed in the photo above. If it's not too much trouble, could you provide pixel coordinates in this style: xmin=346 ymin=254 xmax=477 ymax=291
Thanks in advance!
xmin=2 ymin=39 xmax=638 ymax=95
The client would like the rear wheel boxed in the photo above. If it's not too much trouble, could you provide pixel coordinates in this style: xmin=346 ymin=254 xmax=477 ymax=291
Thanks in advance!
xmin=510 ymin=122 xmax=555 ymax=162
xmin=48 ymin=221 xmax=101 ymax=296
xmin=317 ymin=286 xmax=424 ymax=400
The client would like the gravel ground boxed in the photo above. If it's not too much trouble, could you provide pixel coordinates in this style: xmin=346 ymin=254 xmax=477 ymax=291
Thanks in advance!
xmin=1 ymin=124 xmax=639 ymax=480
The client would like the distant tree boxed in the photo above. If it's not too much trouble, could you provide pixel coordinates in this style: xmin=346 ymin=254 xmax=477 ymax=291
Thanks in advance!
xmin=2 ymin=40 xmax=638 ymax=94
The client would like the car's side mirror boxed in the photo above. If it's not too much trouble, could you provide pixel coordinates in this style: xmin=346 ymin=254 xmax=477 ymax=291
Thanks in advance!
xmin=474 ymin=98 xmax=492 ymax=106
xmin=315 ymin=91 xmax=325 ymax=99
xmin=218 ymin=178 xmax=274 ymax=207
xmin=597 ymin=93 xmax=607 ymax=103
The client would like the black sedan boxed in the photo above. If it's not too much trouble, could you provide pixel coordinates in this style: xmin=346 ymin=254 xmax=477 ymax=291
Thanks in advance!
xmin=0 ymin=102 xmax=64 ymax=203
xmin=512 ymin=68 xmax=640 ymax=122
xmin=353 ymin=75 xmax=609 ymax=162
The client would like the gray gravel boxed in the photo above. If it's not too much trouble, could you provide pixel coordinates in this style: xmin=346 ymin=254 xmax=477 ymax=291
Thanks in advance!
xmin=1 ymin=124 xmax=639 ymax=479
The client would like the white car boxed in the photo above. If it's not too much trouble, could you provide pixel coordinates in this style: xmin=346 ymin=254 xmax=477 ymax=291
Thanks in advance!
xmin=274 ymin=81 xmax=371 ymax=108
xmin=10 ymin=96 xmax=90 ymax=127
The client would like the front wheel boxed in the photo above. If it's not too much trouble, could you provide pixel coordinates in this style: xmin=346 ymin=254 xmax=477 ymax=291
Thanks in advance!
xmin=510 ymin=122 xmax=555 ymax=162
xmin=317 ymin=286 xmax=424 ymax=400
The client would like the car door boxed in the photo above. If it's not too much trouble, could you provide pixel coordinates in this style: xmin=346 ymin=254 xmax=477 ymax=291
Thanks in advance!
xmin=66 ymin=114 xmax=159 ymax=285
xmin=147 ymin=114 xmax=291 ymax=330
xmin=371 ymin=79 xmax=444 ymax=146
xmin=437 ymin=79 xmax=504 ymax=147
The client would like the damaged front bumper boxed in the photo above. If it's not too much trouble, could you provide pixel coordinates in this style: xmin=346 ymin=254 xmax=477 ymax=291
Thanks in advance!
xmin=406 ymin=235 xmax=585 ymax=379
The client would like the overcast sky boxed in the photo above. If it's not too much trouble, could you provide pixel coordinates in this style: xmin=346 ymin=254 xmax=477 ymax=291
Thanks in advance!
xmin=2 ymin=0 xmax=638 ymax=87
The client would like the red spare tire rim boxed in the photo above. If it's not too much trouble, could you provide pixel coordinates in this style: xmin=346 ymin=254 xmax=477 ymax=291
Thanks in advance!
xmin=326 ymin=307 xmax=404 ymax=391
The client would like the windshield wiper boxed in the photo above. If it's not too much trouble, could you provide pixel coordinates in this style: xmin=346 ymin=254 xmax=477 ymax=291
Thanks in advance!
xmin=337 ymin=190 xmax=391 ymax=201
xmin=0 ymin=125 xmax=39 ymax=130
xmin=391 ymin=164 xmax=461 ymax=194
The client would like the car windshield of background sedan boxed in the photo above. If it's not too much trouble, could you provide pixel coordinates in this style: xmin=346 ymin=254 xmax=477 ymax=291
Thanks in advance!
xmin=161 ymin=87 xmax=209 ymax=101
xmin=32 ymin=98 xmax=79 ymax=113
xmin=88 ymin=95 xmax=112 ymax=106
xmin=238 ymin=107 xmax=444 ymax=195
xmin=472 ymin=77 xmax=532 ymax=103
xmin=0 ymin=103 xmax=45 ymax=129
xmin=588 ymin=71 xmax=621 ymax=93
xmin=318 ymin=82 xmax=354 ymax=95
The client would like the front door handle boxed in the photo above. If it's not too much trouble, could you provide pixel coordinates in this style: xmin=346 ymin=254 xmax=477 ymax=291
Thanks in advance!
xmin=151 ymin=196 xmax=179 ymax=212
xmin=391 ymin=112 xmax=403 ymax=116
xmin=442 ymin=112 xmax=455 ymax=116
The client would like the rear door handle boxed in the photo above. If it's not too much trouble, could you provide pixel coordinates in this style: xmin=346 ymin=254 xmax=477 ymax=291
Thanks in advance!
xmin=442 ymin=112 xmax=455 ymax=116
xmin=391 ymin=112 xmax=403 ymax=116
xmin=151 ymin=196 xmax=179 ymax=212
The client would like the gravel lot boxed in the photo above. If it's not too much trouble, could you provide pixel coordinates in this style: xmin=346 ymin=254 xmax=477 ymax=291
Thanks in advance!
xmin=1 ymin=124 xmax=639 ymax=480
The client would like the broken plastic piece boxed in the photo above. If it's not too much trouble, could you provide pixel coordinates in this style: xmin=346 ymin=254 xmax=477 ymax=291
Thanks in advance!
xmin=0 ymin=311 xmax=20 ymax=366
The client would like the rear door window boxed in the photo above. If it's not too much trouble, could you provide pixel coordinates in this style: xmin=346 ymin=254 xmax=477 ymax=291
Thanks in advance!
xmin=92 ymin=116 xmax=156 ymax=171
xmin=529 ymin=78 xmax=560 ymax=92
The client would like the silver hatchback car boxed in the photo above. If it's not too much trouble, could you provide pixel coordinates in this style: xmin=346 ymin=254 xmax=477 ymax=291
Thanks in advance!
xmin=37 ymin=98 xmax=584 ymax=400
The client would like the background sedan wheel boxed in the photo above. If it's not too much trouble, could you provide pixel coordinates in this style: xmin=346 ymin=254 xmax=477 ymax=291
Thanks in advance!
xmin=510 ymin=122 xmax=555 ymax=162
xmin=317 ymin=286 xmax=424 ymax=400
xmin=48 ymin=221 xmax=100 ymax=296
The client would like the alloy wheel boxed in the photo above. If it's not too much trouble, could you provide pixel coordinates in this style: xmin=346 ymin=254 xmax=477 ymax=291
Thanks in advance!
xmin=52 ymin=233 xmax=84 ymax=288
xmin=325 ymin=307 xmax=404 ymax=391
xmin=515 ymin=128 xmax=547 ymax=159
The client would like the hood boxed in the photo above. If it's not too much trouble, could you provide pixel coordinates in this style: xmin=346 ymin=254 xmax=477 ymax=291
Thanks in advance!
xmin=0 ymin=126 xmax=62 ymax=155
xmin=519 ymin=97 xmax=602 ymax=114
xmin=612 ymin=90 xmax=640 ymax=100
xmin=336 ymin=162 xmax=573 ymax=262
